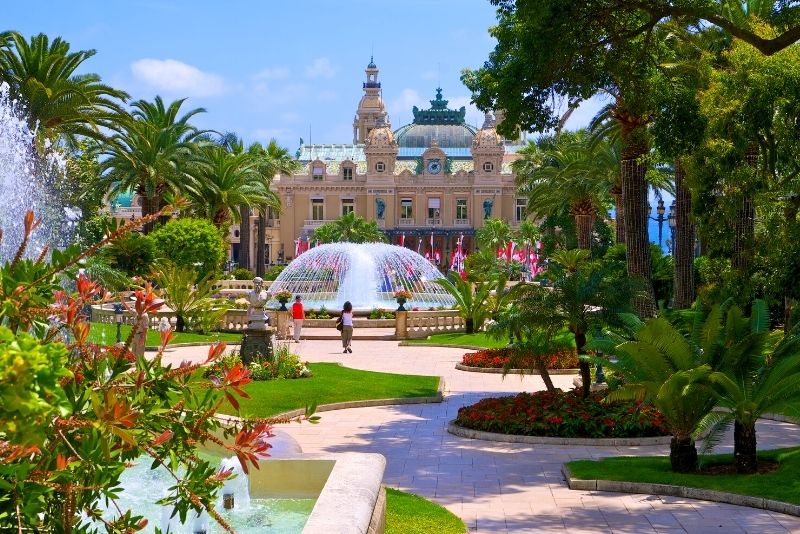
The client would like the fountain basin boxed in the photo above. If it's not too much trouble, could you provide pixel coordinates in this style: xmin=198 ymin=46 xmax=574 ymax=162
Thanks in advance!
xmin=267 ymin=243 xmax=456 ymax=312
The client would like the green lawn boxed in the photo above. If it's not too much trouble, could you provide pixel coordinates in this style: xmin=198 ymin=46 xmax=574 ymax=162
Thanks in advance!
xmin=88 ymin=322 xmax=242 ymax=346
xmin=386 ymin=488 xmax=466 ymax=534
xmin=567 ymin=447 xmax=800 ymax=505
xmin=403 ymin=332 xmax=509 ymax=349
xmin=403 ymin=330 xmax=575 ymax=349
xmin=220 ymin=363 xmax=440 ymax=418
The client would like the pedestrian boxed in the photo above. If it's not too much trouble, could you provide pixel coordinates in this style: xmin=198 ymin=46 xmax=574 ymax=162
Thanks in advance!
xmin=340 ymin=301 xmax=354 ymax=353
xmin=291 ymin=295 xmax=304 ymax=343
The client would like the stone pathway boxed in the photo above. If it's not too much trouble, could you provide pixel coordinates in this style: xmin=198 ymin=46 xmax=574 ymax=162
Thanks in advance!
xmin=166 ymin=340 xmax=800 ymax=534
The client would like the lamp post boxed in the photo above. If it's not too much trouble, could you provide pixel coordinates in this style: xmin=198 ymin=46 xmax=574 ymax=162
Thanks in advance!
xmin=649 ymin=199 xmax=667 ymax=248
xmin=113 ymin=303 xmax=124 ymax=343
xmin=668 ymin=201 xmax=677 ymax=254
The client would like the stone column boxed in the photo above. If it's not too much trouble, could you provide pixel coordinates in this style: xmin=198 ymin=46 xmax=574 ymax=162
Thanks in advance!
xmin=395 ymin=311 xmax=408 ymax=340
xmin=276 ymin=310 xmax=291 ymax=340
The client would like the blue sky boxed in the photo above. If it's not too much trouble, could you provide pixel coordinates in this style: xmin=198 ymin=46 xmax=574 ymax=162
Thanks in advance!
xmin=6 ymin=0 xmax=603 ymax=151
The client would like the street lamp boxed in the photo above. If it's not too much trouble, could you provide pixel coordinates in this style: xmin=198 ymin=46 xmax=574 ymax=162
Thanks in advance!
xmin=668 ymin=200 xmax=677 ymax=252
xmin=113 ymin=303 xmax=124 ymax=343
xmin=649 ymin=199 xmax=667 ymax=248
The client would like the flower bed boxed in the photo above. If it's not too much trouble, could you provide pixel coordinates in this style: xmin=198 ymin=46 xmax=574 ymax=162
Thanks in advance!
xmin=454 ymin=390 xmax=668 ymax=439
xmin=203 ymin=350 xmax=312 ymax=381
xmin=461 ymin=347 xmax=579 ymax=370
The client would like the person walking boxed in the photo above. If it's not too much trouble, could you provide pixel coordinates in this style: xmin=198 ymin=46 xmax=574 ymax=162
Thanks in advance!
xmin=340 ymin=301 xmax=354 ymax=353
xmin=291 ymin=295 xmax=304 ymax=343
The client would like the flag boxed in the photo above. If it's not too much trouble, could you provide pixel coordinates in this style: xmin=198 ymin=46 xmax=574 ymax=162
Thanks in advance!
xmin=400 ymin=233 xmax=406 ymax=247
xmin=294 ymin=238 xmax=300 ymax=257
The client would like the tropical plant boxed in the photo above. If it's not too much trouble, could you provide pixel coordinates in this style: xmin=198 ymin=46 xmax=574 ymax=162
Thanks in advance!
xmin=312 ymin=211 xmax=387 ymax=243
xmin=187 ymin=144 xmax=279 ymax=230
xmin=103 ymin=231 xmax=157 ymax=277
xmin=476 ymin=218 xmax=512 ymax=255
xmin=0 ymin=31 xmax=127 ymax=145
xmin=153 ymin=262 xmax=228 ymax=332
xmin=150 ymin=218 xmax=226 ymax=280
xmin=0 ymin=209 xmax=314 ymax=533
xmin=514 ymin=131 xmax=614 ymax=251
xmin=603 ymin=317 xmax=718 ymax=472
xmin=100 ymin=97 xmax=207 ymax=233
xmin=434 ymin=274 xmax=491 ymax=334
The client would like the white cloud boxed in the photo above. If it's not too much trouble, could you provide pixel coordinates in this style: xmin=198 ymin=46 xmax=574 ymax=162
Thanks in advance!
xmin=305 ymin=57 xmax=336 ymax=79
xmin=447 ymin=95 xmax=484 ymax=127
xmin=253 ymin=67 xmax=289 ymax=80
xmin=130 ymin=58 xmax=226 ymax=97
xmin=389 ymin=88 xmax=424 ymax=116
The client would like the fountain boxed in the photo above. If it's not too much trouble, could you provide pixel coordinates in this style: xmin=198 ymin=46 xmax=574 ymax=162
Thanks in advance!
xmin=0 ymin=82 xmax=76 ymax=262
xmin=267 ymin=243 xmax=457 ymax=311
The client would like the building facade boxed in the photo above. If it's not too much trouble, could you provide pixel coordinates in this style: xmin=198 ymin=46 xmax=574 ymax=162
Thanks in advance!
xmin=230 ymin=59 xmax=528 ymax=270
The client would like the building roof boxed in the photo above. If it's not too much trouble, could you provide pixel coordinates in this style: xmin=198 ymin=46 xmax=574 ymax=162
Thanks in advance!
xmin=393 ymin=88 xmax=477 ymax=158
xmin=297 ymin=144 xmax=366 ymax=162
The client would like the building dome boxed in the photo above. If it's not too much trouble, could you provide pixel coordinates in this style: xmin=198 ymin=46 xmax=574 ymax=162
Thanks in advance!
xmin=366 ymin=114 xmax=396 ymax=147
xmin=393 ymin=88 xmax=477 ymax=151
xmin=472 ymin=112 xmax=503 ymax=149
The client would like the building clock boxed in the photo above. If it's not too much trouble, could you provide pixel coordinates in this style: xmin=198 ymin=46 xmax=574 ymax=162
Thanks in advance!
xmin=427 ymin=158 xmax=442 ymax=175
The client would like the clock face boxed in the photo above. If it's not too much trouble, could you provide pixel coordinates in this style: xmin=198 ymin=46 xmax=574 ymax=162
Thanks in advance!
xmin=427 ymin=159 xmax=442 ymax=175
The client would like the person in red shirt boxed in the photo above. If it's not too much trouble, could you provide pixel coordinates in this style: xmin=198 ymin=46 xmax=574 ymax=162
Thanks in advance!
xmin=291 ymin=295 xmax=304 ymax=343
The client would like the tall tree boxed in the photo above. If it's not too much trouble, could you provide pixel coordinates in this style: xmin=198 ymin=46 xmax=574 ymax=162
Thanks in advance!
xmin=100 ymin=97 xmax=206 ymax=234
xmin=476 ymin=218 xmax=512 ymax=254
xmin=311 ymin=211 xmax=387 ymax=244
xmin=0 ymin=31 xmax=127 ymax=146
xmin=514 ymin=131 xmax=614 ymax=251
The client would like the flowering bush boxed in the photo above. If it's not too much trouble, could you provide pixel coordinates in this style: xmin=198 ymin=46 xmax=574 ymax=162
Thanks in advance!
xmin=274 ymin=290 xmax=293 ymax=301
xmin=461 ymin=347 xmax=579 ymax=370
xmin=394 ymin=289 xmax=412 ymax=300
xmin=454 ymin=390 xmax=668 ymax=438
xmin=204 ymin=347 xmax=312 ymax=381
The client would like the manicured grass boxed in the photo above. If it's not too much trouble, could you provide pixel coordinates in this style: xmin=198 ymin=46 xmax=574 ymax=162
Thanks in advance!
xmin=385 ymin=488 xmax=466 ymax=534
xmin=567 ymin=447 xmax=800 ymax=505
xmin=88 ymin=322 xmax=242 ymax=346
xmin=404 ymin=330 xmax=575 ymax=349
xmin=403 ymin=332 xmax=510 ymax=349
xmin=220 ymin=363 xmax=440 ymax=418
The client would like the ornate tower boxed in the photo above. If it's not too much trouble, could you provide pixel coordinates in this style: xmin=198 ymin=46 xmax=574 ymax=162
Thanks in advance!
xmin=364 ymin=112 xmax=398 ymax=177
xmin=471 ymin=112 xmax=505 ymax=175
xmin=353 ymin=56 xmax=388 ymax=144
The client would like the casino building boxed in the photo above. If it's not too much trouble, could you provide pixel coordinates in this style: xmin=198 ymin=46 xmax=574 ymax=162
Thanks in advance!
xmin=230 ymin=58 xmax=530 ymax=269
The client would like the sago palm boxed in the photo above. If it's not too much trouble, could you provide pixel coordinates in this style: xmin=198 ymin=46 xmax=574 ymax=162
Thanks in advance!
xmin=476 ymin=218 xmax=512 ymax=254
xmin=434 ymin=274 xmax=491 ymax=334
xmin=0 ymin=31 xmax=127 ymax=146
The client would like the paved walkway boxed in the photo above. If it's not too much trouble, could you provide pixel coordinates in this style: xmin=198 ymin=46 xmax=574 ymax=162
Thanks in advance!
xmin=166 ymin=340 xmax=800 ymax=534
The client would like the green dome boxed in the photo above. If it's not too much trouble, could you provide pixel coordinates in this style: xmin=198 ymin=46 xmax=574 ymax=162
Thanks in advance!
xmin=113 ymin=190 xmax=134 ymax=208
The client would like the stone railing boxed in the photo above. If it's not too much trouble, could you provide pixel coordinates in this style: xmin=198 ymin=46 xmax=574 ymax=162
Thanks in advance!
xmin=93 ymin=306 xmax=276 ymax=334
xmin=213 ymin=280 xmax=277 ymax=291
xmin=396 ymin=309 xmax=465 ymax=339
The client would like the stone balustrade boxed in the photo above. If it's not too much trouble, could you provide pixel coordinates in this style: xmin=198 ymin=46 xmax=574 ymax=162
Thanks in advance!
xmin=396 ymin=309 xmax=465 ymax=339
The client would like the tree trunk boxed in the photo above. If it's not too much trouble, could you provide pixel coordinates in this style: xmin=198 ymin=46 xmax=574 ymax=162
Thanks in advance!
xmin=620 ymin=124 xmax=656 ymax=317
xmin=465 ymin=317 xmax=475 ymax=334
xmin=536 ymin=360 xmax=556 ymax=392
xmin=670 ymin=435 xmax=698 ymax=472
xmin=239 ymin=204 xmax=251 ymax=270
xmin=734 ymin=420 xmax=758 ymax=474
xmin=611 ymin=184 xmax=625 ymax=244
xmin=140 ymin=194 xmax=161 ymax=234
xmin=175 ymin=314 xmax=186 ymax=333
xmin=574 ymin=330 xmax=591 ymax=398
xmin=256 ymin=210 xmax=266 ymax=277
xmin=575 ymin=213 xmax=593 ymax=250
xmin=673 ymin=159 xmax=695 ymax=309
xmin=732 ymin=145 xmax=758 ymax=273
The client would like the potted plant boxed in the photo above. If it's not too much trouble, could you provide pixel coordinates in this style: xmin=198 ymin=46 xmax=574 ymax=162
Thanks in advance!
xmin=274 ymin=290 xmax=293 ymax=311
xmin=394 ymin=289 xmax=412 ymax=311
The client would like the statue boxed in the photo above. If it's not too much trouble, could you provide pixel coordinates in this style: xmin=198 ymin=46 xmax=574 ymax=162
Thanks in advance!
xmin=376 ymin=197 xmax=385 ymax=219
xmin=483 ymin=197 xmax=494 ymax=219
xmin=246 ymin=277 xmax=269 ymax=330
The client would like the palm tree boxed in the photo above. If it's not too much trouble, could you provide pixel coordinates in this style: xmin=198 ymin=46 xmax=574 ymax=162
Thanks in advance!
xmin=514 ymin=131 xmax=613 ymax=251
xmin=434 ymin=274 xmax=492 ymax=334
xmin=100 ymin=97 xmax=206 ymax=234
xmin=312 ymin=211 xmax=387 ymax=244
xmin=0 ymin=31 xmax=127 ymax=145
xmin=188 ymin=144 xmax=278 ymax=230
xmin=510 ymin=249 xmax=640 ymax=397
xmin=248 ymin=140 xmax=299 ymax=275
xmin=476 ymin=218 xmax=512 ymax=255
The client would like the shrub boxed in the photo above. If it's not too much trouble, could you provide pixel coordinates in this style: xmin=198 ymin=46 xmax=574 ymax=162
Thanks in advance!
xmin=455 ymin=391 xmax=668 ymax=438
xmin=105 ymin=231 xmax=157 ymax=276
xmin=230 ymin=267 xmax=255 ymax=280
xmin=150 ymin=218 xmax=226 ymax=279
xmin=462 ymin=347 xmax=579 ymax=370
xmin=263 ymin=264 xmax=286 ymax=281
xmin=316 ymin=307 xmax=331 ymax=319
xmin=204 ymin=346 xmax=312 ymax=381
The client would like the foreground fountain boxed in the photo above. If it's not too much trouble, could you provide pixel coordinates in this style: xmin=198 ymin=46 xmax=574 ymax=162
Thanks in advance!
xmin=0 ymin=82 xmax=75 ymax=262
xmin=267 ymin=243 xmax=456 ymax=311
